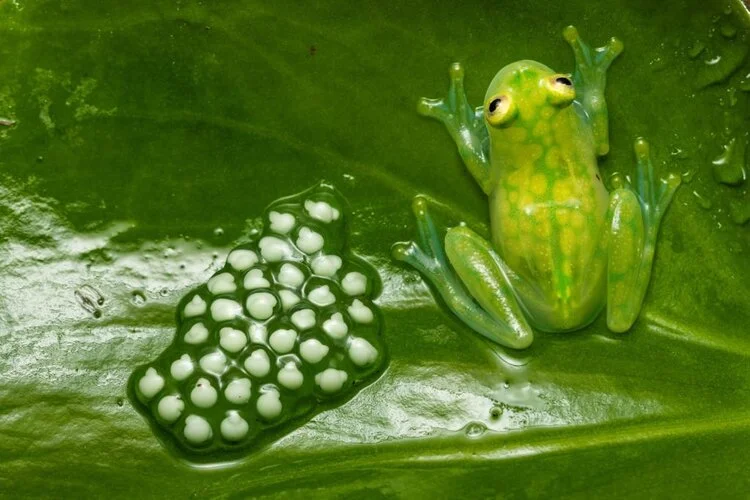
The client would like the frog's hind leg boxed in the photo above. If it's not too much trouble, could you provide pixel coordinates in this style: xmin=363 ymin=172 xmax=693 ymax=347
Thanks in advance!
xmin=563 ymin=25 xmax=624 ymax=156
xmin=392 ymin=197 xmax=533 ymax=349
xmin=606 ymin=139 xmax=681 ymax=332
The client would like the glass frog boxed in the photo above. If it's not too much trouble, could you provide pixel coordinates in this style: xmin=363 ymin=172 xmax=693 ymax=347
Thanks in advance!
xmin=393 ymin=26 xmax=680 ymax=349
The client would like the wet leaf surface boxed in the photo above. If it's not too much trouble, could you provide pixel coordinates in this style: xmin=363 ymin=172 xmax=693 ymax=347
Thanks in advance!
xmin=0 ymin=0 xmax=748 ymax=497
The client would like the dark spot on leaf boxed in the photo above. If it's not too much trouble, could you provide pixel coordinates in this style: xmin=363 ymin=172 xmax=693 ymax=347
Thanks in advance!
xmin=309 ymin=45 xmax=317 ymax=57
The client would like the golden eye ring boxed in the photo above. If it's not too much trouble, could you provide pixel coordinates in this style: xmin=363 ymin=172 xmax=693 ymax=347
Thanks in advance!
xmin=544 ymin=74 xmax=576 ymax=107
xmin=485 ymin=94 xmax=517 ymax=127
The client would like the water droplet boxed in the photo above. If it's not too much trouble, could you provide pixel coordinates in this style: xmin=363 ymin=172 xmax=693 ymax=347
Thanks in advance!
xmin=739 ymin=73 xmax=750 ymax=92
xmin=692 ymin=190 xmax=713 ymax=209
xmin=696 ymin=44 xmax=748 ymax=88
xmin=688 ymin=41 xmax=705 ymax=59
xmin=213 ymin=227 xmax=225 ymax=238
xmin=720 ymin=23 xmax=737 ymax=39
xmin=159 ymin=288 xmax=169 ymax=297
xmin=711 ymin=137 xmax=747 ymax=186
xmin=131 ymin=290 xmax=146 ymax=306
xmin=670 ymin=147 xmax=689 ymax=159
xmin=727 ymin=87 xmax=738 ymax=107
xmin=490 ymin=406 xmax=503 ymax=420
xmin=730 ymin=199 xmax=750 ymax=225
xmin=464 ymin=421 xmax=487 ymax=439
xmin=649 ymin=56 xmax=666 ymax=72
xmin=705 ymin=54 xmax=722 ymax=65
xmin=116 ymin=397 xmax=124 ymax=407
xmin=681 ymin=168 xmax=697 ymax=184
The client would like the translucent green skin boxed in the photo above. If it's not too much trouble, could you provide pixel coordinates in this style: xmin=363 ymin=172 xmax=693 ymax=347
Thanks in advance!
xmin=394 ymin=27 xmax=681 ymax=349
xmin=485 ymin=60 xmax=613 ymax=332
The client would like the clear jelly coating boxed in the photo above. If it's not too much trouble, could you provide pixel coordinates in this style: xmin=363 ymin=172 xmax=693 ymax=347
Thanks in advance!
xmin=129 ymin=183 xmax=386 ymax=464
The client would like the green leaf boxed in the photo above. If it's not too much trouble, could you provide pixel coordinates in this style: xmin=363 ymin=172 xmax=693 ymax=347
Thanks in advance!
xmin=0 ymin=0 xmax=748 ymax=497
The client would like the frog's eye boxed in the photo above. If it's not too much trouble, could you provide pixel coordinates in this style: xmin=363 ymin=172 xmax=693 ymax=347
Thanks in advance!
xmin=544 ymin=74 xmax=576 ymax=107
xmin=485 ymin=94 xmax=517 ymax=127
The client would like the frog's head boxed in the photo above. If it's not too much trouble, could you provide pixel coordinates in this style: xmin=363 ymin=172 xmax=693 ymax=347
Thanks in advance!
xmin=483 ymin=60 xmax=575 ymax=130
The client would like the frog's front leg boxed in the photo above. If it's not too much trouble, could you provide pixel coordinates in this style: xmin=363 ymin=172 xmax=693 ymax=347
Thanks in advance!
xmin=563 ymin=26 xmax=623 ymax=156
xmin=417 ymin=63 xmax=492 ymax=194
xmin=392 ymin=197 xmax=533 ymax=349
xmin=605 ymin=139 xmax=681 ymax=332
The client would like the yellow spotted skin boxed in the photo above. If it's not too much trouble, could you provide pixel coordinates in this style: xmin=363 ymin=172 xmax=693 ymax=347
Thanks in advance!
xmin=394 ymin=27 xmax=680 ymax=348
xmin=488 ymin=61 xmax=610 ymax=331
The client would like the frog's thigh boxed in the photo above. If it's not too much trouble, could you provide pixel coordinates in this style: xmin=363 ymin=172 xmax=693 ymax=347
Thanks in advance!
xmin=444 ymin=226 xmax=533 ymax=349
xmin=606 ymin=189 xmax=646 ymax=332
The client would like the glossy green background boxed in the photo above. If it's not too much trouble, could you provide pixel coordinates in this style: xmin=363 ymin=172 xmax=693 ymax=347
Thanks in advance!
xmin=0 ymin=0 xmax=748 ymax=498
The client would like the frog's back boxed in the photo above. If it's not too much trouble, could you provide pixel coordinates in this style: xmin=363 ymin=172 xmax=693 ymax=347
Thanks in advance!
xmin=489 ymin=104 xmax=609 ymax=331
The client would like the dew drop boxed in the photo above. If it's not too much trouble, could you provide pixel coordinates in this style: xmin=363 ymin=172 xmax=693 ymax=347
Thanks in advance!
xmin=490 ymin=406 xmax=503 ymax=420
xmin=692 ymin=190 xmax=713 ymax=209
xmin=131 ymin=290 xmax=146 ymax=306
xmin=687 ymin=40 xmax=705 ymax=59
xmin=720 ymin=23 xmax=737 ymax=39
xmin=464 ymin=421 xmax=487 ymax=439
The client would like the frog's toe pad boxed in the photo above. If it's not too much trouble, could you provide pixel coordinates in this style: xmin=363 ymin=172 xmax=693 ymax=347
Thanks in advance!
xmin=449 ymin=61 xmax=464 ymax=81
xmin=563 ymin=25 xmax=580 ymax=44
xmin=607 ymin=37 xmax=625 ymax=57
xmin=128 ymin=183 xmax=386 ymax=465
xmin=634 ymin=137 xmax=650 ymax=160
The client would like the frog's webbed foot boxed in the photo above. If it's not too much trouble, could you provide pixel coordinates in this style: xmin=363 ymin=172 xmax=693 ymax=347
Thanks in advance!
xmin=610 ymin=139 xmax=681 ymax=231
xmin=563 ymin=25 xmax=623 ymax=156
xmin=417 ymin=63 xmax=491 ymax=194
xmin=606 ymin=139 xmax=680 ymax=332
xmin=392 ymin=196 xmax=533 ymax=349
xmin=632 ymin=138 xmax=682 ymax=229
